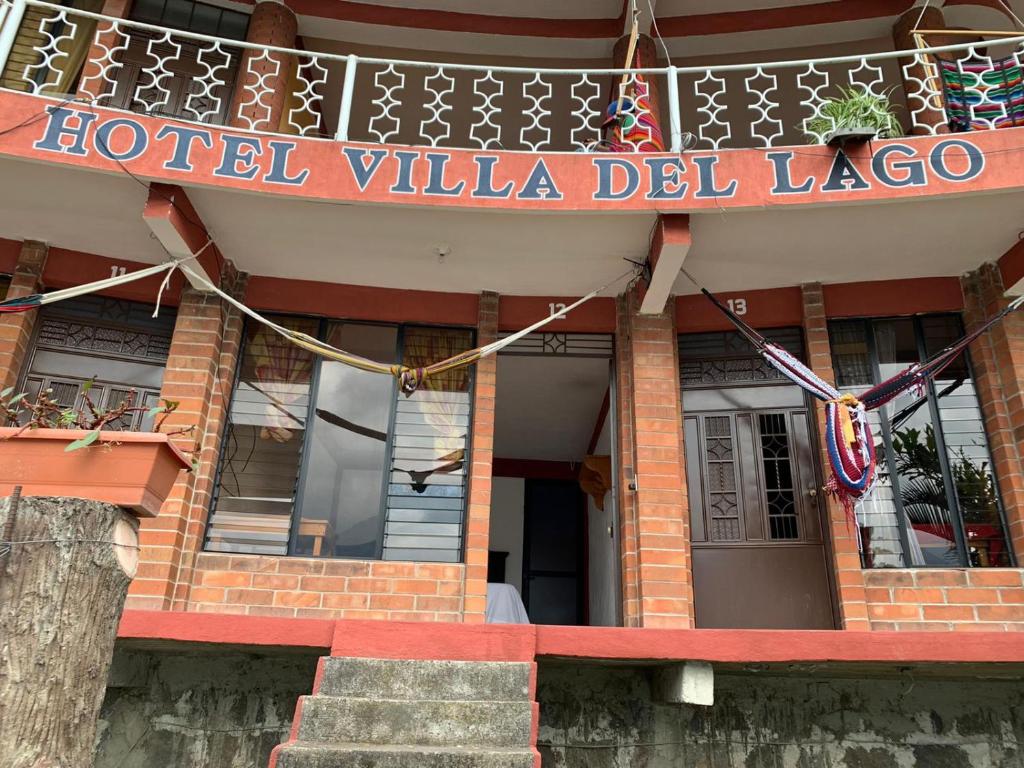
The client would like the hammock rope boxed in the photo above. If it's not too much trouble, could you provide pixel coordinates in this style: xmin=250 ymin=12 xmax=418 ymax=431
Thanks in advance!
xmin=687 ymin=272 xmax=1024 ymax=516
xmin=178 ymin=262 xmax=634 ymax=395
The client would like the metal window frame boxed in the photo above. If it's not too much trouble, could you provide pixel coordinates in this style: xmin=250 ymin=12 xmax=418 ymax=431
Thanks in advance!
xmin=206 ymin=314 xmax=477 ymax=563
xmin=835 ymin=313 xmax=1013 ymax=569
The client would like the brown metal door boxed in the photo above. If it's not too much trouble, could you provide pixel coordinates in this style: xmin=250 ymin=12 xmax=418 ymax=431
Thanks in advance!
xmin=684 ymin=393 xmax=835 ymax=629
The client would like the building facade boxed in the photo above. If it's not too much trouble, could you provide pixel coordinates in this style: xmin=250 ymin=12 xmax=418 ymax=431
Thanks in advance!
xmin=1 ymin=0 xmax=1024 ymax=765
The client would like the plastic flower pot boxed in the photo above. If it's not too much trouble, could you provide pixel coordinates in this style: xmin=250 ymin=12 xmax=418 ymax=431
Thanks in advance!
xmin=0 ymin=428 xmax=191 ymax=517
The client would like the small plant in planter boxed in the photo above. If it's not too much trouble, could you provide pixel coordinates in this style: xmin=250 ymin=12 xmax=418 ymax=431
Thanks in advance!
xmin=804 ymin=86 xmax=903 ymax=146
xmin=0 ymin=384 xmax=194 ymax=516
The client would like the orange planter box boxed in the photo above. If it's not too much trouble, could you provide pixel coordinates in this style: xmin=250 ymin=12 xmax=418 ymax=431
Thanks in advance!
xmin=0 ymin=428 xmax=191 ymax=517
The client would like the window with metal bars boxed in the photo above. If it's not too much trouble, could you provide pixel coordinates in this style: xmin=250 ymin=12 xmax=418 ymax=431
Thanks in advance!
xmin=206 ymin=318 xmax=474 ymax=563
xmin=828 ymin=315 xmax=1012 ymax=568
xmin=20 ymin=297 xmax=175 ymax=431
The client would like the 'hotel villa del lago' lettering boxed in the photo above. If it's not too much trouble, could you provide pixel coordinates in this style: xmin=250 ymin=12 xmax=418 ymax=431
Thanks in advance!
xmin=29 ymin=105 xmax=986 ymax=206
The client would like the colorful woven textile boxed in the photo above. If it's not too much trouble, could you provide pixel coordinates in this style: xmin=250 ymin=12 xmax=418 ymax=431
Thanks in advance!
xmin=606 ymin=76 xmax=666 ymax=152
xmin=939 ymin=55 xmax=1024 ymax=130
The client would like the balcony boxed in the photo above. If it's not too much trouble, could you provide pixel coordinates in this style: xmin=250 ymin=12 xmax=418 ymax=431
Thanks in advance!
xmin=1 ymin=0 xmax=1023 ymax=154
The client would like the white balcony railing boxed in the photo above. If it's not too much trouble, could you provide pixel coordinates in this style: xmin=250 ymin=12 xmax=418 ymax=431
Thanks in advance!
xmin=0 ymin=0 xmax=1023 ymax=152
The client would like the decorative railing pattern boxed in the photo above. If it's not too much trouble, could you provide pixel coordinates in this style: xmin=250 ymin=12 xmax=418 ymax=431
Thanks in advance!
xmin=1 ymin=0 xmax=1023 ymax=152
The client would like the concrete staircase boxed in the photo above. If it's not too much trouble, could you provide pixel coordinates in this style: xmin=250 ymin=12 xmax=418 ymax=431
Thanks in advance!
xmin=270 ymin=657 xmax=539 ymax=768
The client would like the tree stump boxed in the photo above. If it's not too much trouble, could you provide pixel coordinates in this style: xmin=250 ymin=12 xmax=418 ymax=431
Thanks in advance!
xmin=0 ymin=496 xmax=139 ymax=768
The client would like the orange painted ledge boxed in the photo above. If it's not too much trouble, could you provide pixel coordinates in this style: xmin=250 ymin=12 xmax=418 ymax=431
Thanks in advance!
xmin=117 ymin=611 xmax=1024 ymax=664
xmin=3 ymin=90 xmax=1024 ymax=213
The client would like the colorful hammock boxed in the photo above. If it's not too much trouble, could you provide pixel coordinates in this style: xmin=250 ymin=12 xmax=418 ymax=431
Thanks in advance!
xmin=605 ymin=75 xmax=666 ymax=152
xmin=939 ymin=55 xmax=1024 ymax=131
xmin=695 ymin=284 xmax=1024 ymax=515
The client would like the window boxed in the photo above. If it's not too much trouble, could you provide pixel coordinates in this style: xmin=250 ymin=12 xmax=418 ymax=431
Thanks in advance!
xmin=129 ymin=0 xmax=249 ymax=39
xmin=21 ymin=297 xmax=175 ymax=430
xmin=207 ymin=320 xmax=473 ymax=563
xmin=107 ymin=0 xmax=249 ymax=124
xmin=828 ymin=315 xmax=1012 ymax=568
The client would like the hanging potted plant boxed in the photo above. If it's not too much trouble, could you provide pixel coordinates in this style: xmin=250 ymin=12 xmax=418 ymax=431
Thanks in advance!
xmin=804 ymin=86 xmax=903 ymax=147
xmin=0 ymin=384 xmax=193 ymax=517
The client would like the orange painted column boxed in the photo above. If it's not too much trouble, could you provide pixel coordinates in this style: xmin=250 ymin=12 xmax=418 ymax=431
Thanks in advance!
xmin=892 ymin=6 xmax=953 ymax=135
xmin=229 ymin=0 xmax=297 ymax=132
xmin=127 ymin=268 xmax=248 ymax=611
xmin=962 ymin=264 xmax=1024 ymax=562
xmin=462 ymin=291 xmax=498 ymax=623
xmin=615 ymin=285 xmax=693 ymax=628
xmin=800 ymin=283 xmax=871 ymax=630
xmin=77 ymin=0 xmax=133 ymax=104
xmin=0 ymin=240 xmax=47 ymax=393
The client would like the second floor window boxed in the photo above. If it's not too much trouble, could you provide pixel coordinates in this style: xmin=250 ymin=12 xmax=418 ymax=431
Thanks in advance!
xmin=829 ymin=315 xmax=1012 ymax=569
xmin=206 ymin=318 xmax=473 ymax=563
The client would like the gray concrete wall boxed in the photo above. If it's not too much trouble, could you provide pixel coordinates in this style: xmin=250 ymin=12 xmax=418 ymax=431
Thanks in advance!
xmin=94 ymin=646 xmax=318 ymax=768
xmin=537 ymin=662 xmax=1024 ymax=768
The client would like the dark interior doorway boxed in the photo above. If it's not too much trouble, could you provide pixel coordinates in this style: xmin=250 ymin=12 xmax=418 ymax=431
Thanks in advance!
xmin=522 ymin=479 xmax=585 ymax=625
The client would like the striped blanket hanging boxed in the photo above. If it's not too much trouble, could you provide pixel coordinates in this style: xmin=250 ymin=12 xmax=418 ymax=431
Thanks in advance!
xmin=939 ymin=55 xmax=1024 ymax=131
xmin=694 ymin=285 xmax=1024 ymax=518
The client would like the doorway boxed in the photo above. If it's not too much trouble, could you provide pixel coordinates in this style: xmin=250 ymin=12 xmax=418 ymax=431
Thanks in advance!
xmin=488 ymin=332 xmax=620 ymax=627
xmin=680 ymin=329 xmax=836 ymax=630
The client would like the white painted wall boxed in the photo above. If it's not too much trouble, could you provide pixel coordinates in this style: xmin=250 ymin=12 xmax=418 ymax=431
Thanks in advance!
xmin=587 ymin=417 xmax=619 ymax=627
xmin=489 ymin=476 xmax=525 ymax=594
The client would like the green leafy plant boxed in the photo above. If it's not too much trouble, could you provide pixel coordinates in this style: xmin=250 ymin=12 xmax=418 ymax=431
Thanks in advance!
xmin=0 ymin=383 xmax=191 ymax=453
xmin=804 ymin=86 xmax=903 ymax=143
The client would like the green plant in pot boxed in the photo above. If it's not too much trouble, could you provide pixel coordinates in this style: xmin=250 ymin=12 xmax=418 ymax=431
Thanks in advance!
xmin=804 ymin=86 xmax=903 ymax=146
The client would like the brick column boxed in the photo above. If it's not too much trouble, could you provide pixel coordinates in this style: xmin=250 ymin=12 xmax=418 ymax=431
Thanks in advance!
xmin=611 ymin=33 xmax=663 ymax=118
xmin=962 ymin=264 xmax=1024 ymax=561
xmin=127 ymin=268 xmax=248 ymax=611
xmin=229 ymin=0 xmax=297 ymax=132
xmin=800 ymin=283 xmax=870 ymax=630
xmin=77 ymin=0 xmax=133 ymax=103
xmin=462 ymin=292 xmax=498 ymax=623
xmin=615 ymin=287 xmax=692 ymax=628
xmin=893 ymin=6 xmax=952 ymax=135
xmin=0 ymin=241 xmax=47 ymax=393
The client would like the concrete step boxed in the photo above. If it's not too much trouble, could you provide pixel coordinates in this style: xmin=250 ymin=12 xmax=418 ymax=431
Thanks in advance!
xmin=318 ymin=658 xmax=532 ymax=702
xmin=274 ymin=743 xmax=535 ymax=768
xmin=296 ymin=696 xmax=534 ymax=748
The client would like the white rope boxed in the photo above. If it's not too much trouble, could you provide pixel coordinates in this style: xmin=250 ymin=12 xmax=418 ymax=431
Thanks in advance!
xmin=35 ymin=260 xmax=178 ymax=306
xmin=152 ymin=240 xmax=212 ymax=318
xmin=912 ymin=0 xmax=933 ymax=32
xmin=477 ymin=268 xmax=633 ymax=358
xmin=180 ymin=261 xmax=632 ymax=374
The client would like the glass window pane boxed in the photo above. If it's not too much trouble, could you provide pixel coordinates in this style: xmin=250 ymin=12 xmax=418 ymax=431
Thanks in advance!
xmin=162 ymin=0 xmax=193 ymax=29
xmin=207 ymin=317 xmax=317 ymax=556
xmin=189 ymin=3 xmax=221 ymax=36
xmin=295 ymin=323 xmax=397 ymax=559
xmin=382 ymin=327 xmax=473 ymax=563
xmin=875 ymin=319 xmax=961 ymax=566
xmin=218 ymin=9 xmax=250 ymax=40
xmin=129 ymin=0 xmax=164 ymax=23
xmin=922 ymin=317 xmax=1012 ymax=567
xmin=828 ymin=320 xmax=871 ymax=388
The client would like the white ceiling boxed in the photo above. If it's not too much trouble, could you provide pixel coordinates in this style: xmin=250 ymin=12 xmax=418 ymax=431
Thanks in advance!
xmin=0 ymin=158 xmax=164 ymax=263
xmin=185 ymin=185 xmax=655 ymax=296
xmin=494 ymin=354 xmax=610 ymax=462
xmin=673 ymin=192 xmax=1024 ymax=295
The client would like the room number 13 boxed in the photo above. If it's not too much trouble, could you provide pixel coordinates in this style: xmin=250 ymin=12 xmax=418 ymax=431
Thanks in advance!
xmin=727 ymin=298 xmax=748 ymax=316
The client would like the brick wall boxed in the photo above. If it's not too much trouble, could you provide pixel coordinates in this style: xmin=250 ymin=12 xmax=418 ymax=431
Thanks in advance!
xmin=801 ymin=283 xmax=871 ymax=630
xmin=962 ymin=264 xmax=1024 ymax=562
xmin=615 ymin=287 xmax=693 ymax=629
xmin=865 ymin=569 xmax=1024 ymax=630
xmin=189 ymin=554 xmax=465 ymax=621
xmin=0 ymin=240 xmax=47 ymax=393
xmin=462 ymin=292 xmax=499 ymax=623
xmin=128 ymin=271 xmax=247 ymax=611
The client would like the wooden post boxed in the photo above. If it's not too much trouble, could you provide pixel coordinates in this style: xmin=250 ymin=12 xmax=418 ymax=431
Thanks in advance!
xmin=0 ymin=496 xmax=139 ymax=768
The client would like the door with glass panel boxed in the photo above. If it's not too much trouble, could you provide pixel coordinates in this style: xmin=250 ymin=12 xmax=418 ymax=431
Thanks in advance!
xmin=680 ymin=330 xmax=835 ymax=630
